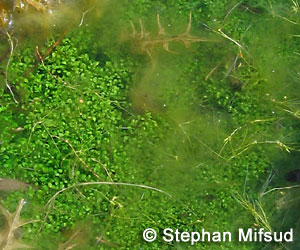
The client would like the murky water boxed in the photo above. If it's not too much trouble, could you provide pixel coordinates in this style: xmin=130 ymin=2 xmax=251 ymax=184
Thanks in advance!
xmin=1 ymin=1 xmax=300 ymax=249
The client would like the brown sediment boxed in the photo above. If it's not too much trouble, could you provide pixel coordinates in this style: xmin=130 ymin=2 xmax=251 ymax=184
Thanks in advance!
xmin=129 ymin=84 xmax=164 ymax=115
xmin=0 ymin=178 xmax=32 ymax=192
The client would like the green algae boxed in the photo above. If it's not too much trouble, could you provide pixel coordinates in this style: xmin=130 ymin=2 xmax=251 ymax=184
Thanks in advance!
xmin=1 ymin=0 xmax=300 ymax=249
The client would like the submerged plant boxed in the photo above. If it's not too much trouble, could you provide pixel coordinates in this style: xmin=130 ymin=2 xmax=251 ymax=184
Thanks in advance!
xmin=233 ymin=192 xmax=273 ymax=232
xmin=126 ymin=12 xmax=212 ymax=60
xmin=0 ymin=0 xmax=96 ymax=103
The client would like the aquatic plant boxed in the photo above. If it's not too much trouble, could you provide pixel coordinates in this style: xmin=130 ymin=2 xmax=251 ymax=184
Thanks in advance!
xmin=126 ymin=11 xmax=211 ymax=60
xmin=233 ymin=192 xmax=272 ymax=232
xmin=1 ymin=0 xmax=300 ymax=249
xmin=0 ymin=0 xmax=96 ymax=103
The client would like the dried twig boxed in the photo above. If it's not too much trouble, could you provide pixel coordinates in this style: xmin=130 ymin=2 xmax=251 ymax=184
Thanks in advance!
xmin=36 ymin=46 xmax=76 ymax=90
xmin=45 ymin=182 xmax=172 ymax=209
xmin=58 ymin=229 xmax=81 ymax=250
xmin=0 ymin=199 xmax=39 ymax=250
xmin=42 ymin=30 xmax=68 ymax=60
xmin=53 ymin=136 xmax=102 ymax=181
xmin=39 ymin=181 xmax=171 ymax=233
xmin=4 ymin=32 xmax=18 ymax=104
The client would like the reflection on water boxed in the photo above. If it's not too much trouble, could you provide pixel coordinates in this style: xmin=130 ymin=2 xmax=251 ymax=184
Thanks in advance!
xmin=0 ymin=0 xmax=99 ymax=44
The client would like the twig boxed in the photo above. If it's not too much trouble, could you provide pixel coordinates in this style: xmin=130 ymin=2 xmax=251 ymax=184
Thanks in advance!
xmin=39 ymin=181 xmax=171 ymax=233
xmin=0 ymin=198 xmax=39 ymax=249
xmin=42 ymin=29 xmax=68 ymax=60
xmin=217 ymin=28 xmax=248 ymax=55
xmin=53 ymin=136 xmax=102 ymax=181
xmin=58 ymin=229 xmax=81 ymax=250
xmin=205 ymin=63 xmax=220 ymax=81
xmin=91 ymin=158 xmax=114 ymax=183
xmin=222 ymin=1 xmax=243 ymax=26
xmin=5 ymin=32 xmax=18 ymax=104
xmin=79 ymin=7 xmax=94 ymax=27
xmin=46 ymin=182 xmax=172 ymax=209
xmin=36 ymin=47 xmax=64 ymax=83
xmin=36 ymin=46 xmax=76 ymax=89
xmin=261 ymin=184 xmax=300 ymax=196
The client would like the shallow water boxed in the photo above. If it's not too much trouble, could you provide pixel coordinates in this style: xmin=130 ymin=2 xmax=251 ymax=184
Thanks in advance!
xmin=1 ymin=0 xmax=300 ymax=249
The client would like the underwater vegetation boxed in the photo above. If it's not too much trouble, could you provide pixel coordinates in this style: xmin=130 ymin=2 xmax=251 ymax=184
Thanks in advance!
xmin=1 ymin=0 xmax=300 ymax=249
xmin=125 ymin=11 xmax=213 ymax=60
xmin=0 ymin=0 xmax=99 ymax=104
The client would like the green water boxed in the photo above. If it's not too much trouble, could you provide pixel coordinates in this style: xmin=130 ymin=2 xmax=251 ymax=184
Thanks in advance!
xmin=1 ymin=0 xmax=300 ymax=249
